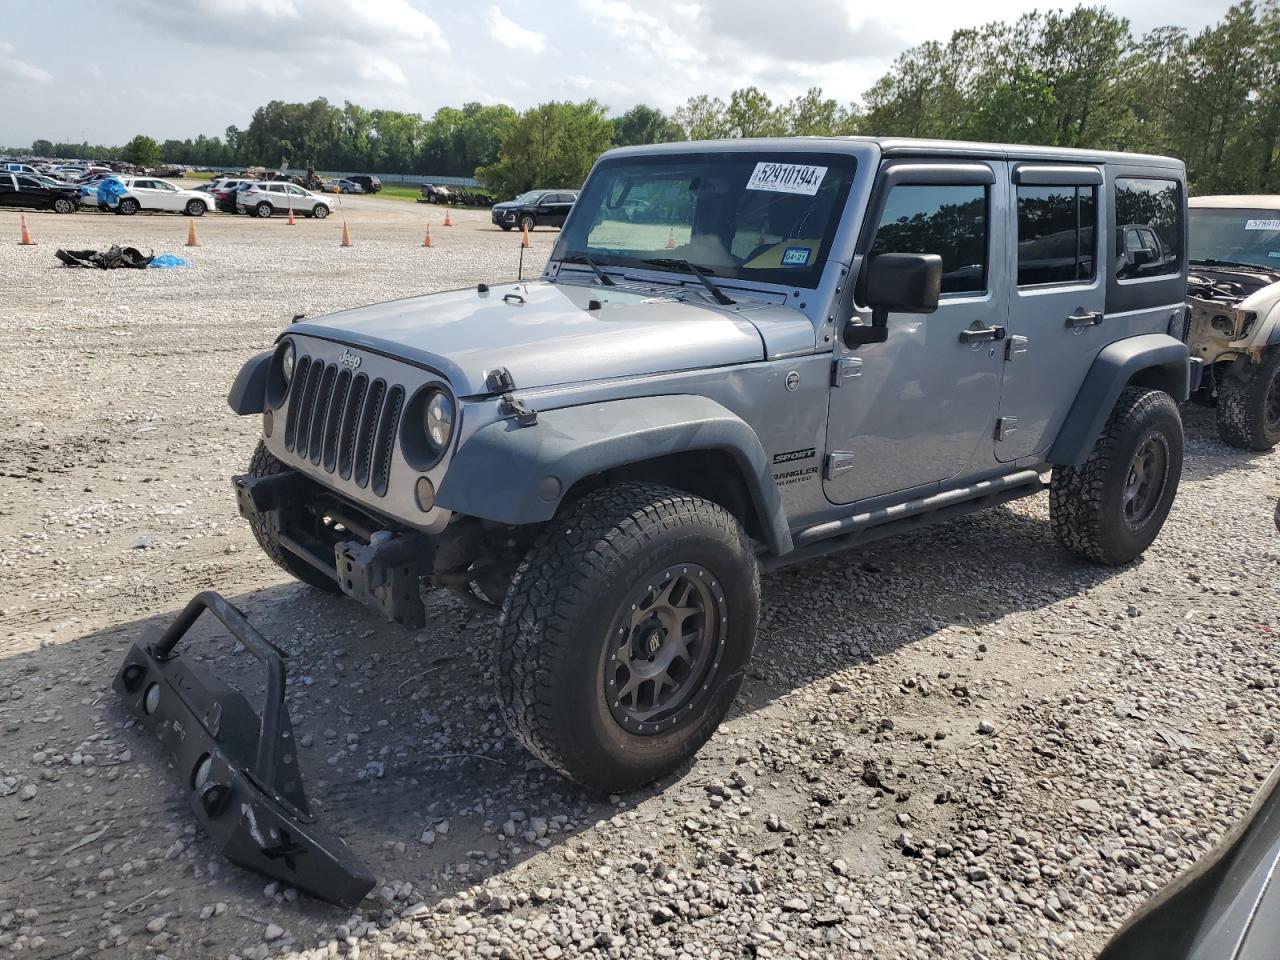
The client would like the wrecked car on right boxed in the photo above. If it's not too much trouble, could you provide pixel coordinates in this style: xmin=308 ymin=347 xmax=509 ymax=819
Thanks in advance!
xmin=1187 ymin=195 xmax=1280 ymax=450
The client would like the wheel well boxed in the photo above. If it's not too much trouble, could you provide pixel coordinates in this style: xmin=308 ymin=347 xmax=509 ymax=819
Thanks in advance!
xmin=560 ymin=450 xmax=765 ymax=544
xmin=1127 ymin=360 xmax=1187 ymax=400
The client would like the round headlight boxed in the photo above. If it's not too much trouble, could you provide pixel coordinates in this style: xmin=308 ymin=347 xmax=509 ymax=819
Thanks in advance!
xmin=425 ymin=390 xmax=454 ymax=451
xmin=280 ymin=341 xmax=295 ymax=384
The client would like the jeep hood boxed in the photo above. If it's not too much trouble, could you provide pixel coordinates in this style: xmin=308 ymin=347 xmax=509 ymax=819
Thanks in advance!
xmin=287 ymin=280 xmax=813 ymax=396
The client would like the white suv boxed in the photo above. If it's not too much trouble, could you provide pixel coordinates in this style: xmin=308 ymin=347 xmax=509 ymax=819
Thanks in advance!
xmin=236 ymin=182 xmax=333 ymax=219
xmin=112 ymin=177 xmax=213 ymax=216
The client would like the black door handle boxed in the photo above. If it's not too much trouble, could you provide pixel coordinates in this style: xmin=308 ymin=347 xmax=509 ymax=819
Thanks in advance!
xmin=1066 ymin=310 xmax=1103 ymax=328
xmin=959 ymin=325 xmax=1006 ymax=344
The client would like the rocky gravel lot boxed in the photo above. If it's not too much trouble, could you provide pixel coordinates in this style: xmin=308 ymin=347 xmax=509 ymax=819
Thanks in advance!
xmin=1 ymin=196 xmax=1278 ymax=960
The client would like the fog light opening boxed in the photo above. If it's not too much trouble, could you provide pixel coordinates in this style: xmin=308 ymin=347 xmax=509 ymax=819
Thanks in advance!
xmin=415 ymin=476 xmax=436 ymax=512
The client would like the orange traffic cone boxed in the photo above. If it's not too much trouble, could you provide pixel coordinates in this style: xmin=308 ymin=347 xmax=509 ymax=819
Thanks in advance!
xmin=287 ymin=204 xmax=296 ymax=225
xmin=423 ymin=224 xmax=433 ymax=247
xmin=443 ymin=209 xmax=453 ymax=227
xmin=521 ymin=223 xmax=531 ymax=249
xmin=665 ymin=227 xmax=676 ymax=249
xmin=186 ymin=219 xmax=198 ymax=247
xmin=18 ymin=215 xmax=34 ymax=246
xmin=340 ymin=221 xmax=352 ymax=247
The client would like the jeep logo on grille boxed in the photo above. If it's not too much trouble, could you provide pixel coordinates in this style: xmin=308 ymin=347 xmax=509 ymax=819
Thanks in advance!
xmin=338 ymin=349 xmax=362 ymax=370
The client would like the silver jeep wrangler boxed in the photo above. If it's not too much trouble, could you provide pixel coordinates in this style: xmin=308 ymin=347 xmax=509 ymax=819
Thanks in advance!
xmin=228 ymin=137 xmax=1194 ymax=794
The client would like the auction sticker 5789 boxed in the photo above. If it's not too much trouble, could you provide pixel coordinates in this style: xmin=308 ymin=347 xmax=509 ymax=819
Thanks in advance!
xmin=746 ymin=162 xmax=827 ymax=196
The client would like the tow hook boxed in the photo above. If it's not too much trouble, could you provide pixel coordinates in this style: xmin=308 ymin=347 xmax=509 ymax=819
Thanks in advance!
xmin=113 ymin=591 xmax=376 ymax=908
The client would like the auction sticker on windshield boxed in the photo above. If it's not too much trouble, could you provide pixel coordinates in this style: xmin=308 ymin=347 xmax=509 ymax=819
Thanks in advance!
xmin=746 ymin=162 xmax=827 ymax=196
xmin=1245 ymin=219 xmax=1280 ymax=231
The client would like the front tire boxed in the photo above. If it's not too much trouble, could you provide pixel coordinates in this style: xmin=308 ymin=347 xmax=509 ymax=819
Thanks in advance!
xmin=53 ymin=197 xmax=75 ymax=214
xmin=1216 ymin=350 xmax=1280 ymax=451
xmin=497 ymin=483 xmax=760 ymax=793
xmin=1050 ymin=387 xmax=1183 ymax=565
xmin=312 ymin=204 xmax=329 ymax=219
xmin=245 ymin=442 xmax=341 ymax=593
xmin=185 ymin=199 xmax=206 ymax=216
xmin=255 ymin=202 xmax=274 ymax=218
xmin=519 ymin=214 xmax=535 ymax=232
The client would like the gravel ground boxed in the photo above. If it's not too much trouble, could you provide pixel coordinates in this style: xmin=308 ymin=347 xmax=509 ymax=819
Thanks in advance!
xmin=1 ymin=196 xmax=1278 ymax=960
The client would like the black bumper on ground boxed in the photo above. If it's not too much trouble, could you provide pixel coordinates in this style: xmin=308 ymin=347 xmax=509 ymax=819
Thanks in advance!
xmin=113 ymin=592 xmax=376 ymax=907
xmin=232 ymin=469 xmax=430 ymax=627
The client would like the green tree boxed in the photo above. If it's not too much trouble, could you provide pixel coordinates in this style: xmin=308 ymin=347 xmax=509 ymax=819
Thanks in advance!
xmin=31 ymin=139 xmax=54 ymax=156
xmin=674 ymin=95 xmax=729 ymax=140
xmin=123 ymin=134 xmax=161 ymax=167
xmin=612 ymin=104 xmax=683 ymax=146
xmin=477 ymin=100 xmax=614 ymax=198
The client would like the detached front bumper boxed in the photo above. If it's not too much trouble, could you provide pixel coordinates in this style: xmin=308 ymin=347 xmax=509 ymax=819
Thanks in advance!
xmin=233 ymin=470 xmax=432 ymax=628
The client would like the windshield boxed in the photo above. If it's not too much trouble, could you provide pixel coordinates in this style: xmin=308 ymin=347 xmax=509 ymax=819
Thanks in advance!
xmin=512 ymin=190 xmax=542 ymax=203
xmin=1189 ymin=207 xmax=1280 ymax=270
xmin=556 ymin=151 xmax=856 ymax=289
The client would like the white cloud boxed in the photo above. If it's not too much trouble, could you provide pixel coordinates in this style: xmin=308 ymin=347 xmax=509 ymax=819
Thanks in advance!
xmin=358 ymin=57 xmax=407 ymax=86
xmin=115 ymin=0 xmax=448 ymax=53
xmin=0 ymin=42 xmax=54 ymax=85
xmin=87 ymin=62 xmax=104 ymax=80
xmin=487 ymin=6 xmax=546 ymax=53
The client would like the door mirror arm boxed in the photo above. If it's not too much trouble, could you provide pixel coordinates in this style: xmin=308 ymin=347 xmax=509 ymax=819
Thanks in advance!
xmin=842 ymin=253 xmax=943 ymax=349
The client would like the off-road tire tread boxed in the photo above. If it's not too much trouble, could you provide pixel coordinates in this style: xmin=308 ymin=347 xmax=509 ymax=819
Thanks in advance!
xmin=1049 ymin=387 xmax=1180 ymax=566
xmin=496 ymin=482 xmax=759 ymax=790
xmin=1216 ymin=349 xmax=1280 ymax=451
xmin=246 ymin=441 xmax=341 ymax=592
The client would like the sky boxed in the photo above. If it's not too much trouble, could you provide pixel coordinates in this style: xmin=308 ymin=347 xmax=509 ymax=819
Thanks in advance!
xmin=1 ymin=0 xmax=1230 ymax=148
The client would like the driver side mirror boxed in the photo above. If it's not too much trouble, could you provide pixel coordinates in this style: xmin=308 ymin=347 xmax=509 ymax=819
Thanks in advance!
xmin=843 ymin=253 xmax=943 ymax=348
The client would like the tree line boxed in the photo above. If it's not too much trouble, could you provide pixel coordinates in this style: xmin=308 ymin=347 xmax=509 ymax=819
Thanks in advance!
xmin=13 ymin=2 xmax=1277 ymax=196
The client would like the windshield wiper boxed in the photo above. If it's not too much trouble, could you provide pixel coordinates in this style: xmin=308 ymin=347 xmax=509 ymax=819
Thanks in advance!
xmin=560 ymin=253 xmax=616 ymax=286
xmin=1191 ymin=257 xmax=1273 ymax=272
xmin=639 ymin=257 xmax=735 ymax=305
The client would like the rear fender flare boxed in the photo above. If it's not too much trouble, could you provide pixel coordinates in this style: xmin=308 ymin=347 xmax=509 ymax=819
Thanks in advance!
xmin=435 ymin=394 xmax=793 ymax=556
xmin=1048 ymin=334 xmax=1190 ymax=466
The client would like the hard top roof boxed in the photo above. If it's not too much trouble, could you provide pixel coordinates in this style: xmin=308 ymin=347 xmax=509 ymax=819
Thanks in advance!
xmin=602 ymin=135 xmax=1183 ymax=170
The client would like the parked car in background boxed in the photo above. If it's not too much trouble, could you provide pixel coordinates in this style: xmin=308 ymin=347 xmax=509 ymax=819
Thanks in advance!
xmin=109 ymin=177 xmax=214 ymax=215
xmin=210 ymin=178 xmax=252 ymax=212
xmin=320 ymin=178 xmax=363 ymax=194
xmin=0 ymin=172 xmax=80 ymax=213
xmin=236 ymin=182 xmax=333 ymax=218
xmin=1185 ymin=195 xmax=1280 ymax=450
xmin=347 ymin=174 xmax=380 ymax=194
xmin=420 ymin=183 xmax=453 ymax=203
xmin=490 ymin=189 xmax=578 ymax=231
xmin=4 ymin=162 xmax=41 ymax=176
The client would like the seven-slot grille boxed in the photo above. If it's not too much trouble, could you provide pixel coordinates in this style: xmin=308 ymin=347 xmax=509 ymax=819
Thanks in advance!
xmin=282 ymin=355 xmax=405 ymax=497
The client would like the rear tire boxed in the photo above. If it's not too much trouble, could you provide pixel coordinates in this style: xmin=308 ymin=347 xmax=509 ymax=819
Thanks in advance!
xmin=497 ymin=482 xmax=760 ymax=794
xmin=1049 ymin=387 xmax=1183 ymax=565
xmin=117 ymin=197 xmax=139 ymax=215
xmin=245 ymin=442 xmax=341 ymax=593
xmin=185 ymin=199 xmax=206 ymax=216
xmin=1216 ymin=350 xmax=1280 ymax=451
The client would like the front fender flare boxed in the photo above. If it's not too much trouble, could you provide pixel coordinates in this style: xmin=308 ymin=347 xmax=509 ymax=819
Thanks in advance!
xmin=227 ymin=351 xmax=271 ymax=415
xmin=436 ymin=395 xmax=793 ymax=555
xmin=1049 ymin=334 xmax=1190 ymax=466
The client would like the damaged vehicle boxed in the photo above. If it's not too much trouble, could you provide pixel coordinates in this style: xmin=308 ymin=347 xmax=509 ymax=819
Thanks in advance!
xmin=1186 ymin=195 xmax=1280 ymax=450
xmin=120 ymin=137 xmax=1196 ymax=903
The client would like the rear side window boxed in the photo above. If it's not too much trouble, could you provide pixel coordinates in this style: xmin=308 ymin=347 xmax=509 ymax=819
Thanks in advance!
xmin=869 ymin=184 xmax=989 ymax=294
xmin=1115 ymin=178 xmax=1182 ymax=280
xmin=1017 ymin=185 xmax=1097 ymax=285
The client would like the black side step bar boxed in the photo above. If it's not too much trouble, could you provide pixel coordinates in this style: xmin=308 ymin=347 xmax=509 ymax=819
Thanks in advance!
xmin=113 ymin=591 xmax=375 ymax=908
xmin=764 ymin=469 xmax=1043 ymax=571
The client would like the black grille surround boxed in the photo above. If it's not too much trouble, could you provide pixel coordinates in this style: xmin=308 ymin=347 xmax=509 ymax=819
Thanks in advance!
xmin=282 ymin=356 xmax=406 ymax=497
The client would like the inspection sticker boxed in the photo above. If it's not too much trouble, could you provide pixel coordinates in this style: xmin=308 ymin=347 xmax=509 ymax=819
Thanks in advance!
xmin=781 ymin=247 xmax=811 ymax=266
xmin=1244 ymin=218 xmax=1280 ymax=230
xmin=746 ymin=162 xmax=827 ymax=196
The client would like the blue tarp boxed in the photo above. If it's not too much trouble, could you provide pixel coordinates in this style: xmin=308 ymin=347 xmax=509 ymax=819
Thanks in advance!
xmin=149 ymin=254 xmax=190 ymax=268
xmin=82 ymin=176 xmax=128 ymax=208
